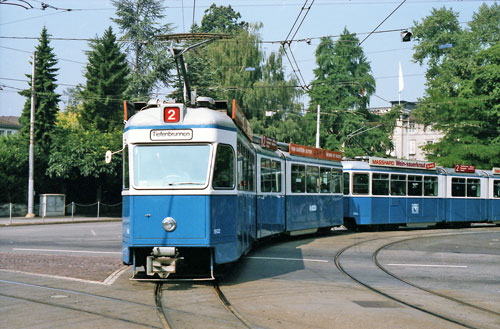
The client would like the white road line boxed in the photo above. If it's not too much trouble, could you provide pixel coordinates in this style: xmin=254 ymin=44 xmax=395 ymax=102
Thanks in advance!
xmin=387 ymin=264 xmax=467 ymax=268
xmin=0 ymin=269 xmax=109 ymax=285
xmin=246 ymin=256 xmax=329 ymax=263
xmin=12 ymin=248 xmax=121 ymax=255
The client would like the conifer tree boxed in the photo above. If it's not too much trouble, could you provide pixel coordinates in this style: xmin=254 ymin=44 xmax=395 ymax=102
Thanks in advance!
xmin=307 ymin=29 xmax=391 ymax=157
xmin=80 ymin=27 xmax=130 ymax=132
xmin=19 ymin=26 xmax=60 ymax=155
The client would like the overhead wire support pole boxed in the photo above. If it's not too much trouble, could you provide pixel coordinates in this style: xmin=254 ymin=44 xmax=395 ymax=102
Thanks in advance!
xmin=26 ymin=50 xmax=35 ymax=218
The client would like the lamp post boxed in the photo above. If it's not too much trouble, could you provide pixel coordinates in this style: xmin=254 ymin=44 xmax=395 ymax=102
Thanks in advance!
xmin=26 ymin=51 xmax=35 ymax=218
xmin=316 ymin=104 xmax=320 ymax=148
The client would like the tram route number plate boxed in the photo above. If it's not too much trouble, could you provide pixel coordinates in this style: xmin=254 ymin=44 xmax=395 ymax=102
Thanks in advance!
xmin=150 ymin=129 xmax=193 ymax=141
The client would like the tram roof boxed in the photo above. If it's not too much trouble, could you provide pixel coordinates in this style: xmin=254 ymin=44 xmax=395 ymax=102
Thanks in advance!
xmin=124 ymin=105 xmax=236 ymax=132
xmin=342 ymin=160 xmax=443 ymax=174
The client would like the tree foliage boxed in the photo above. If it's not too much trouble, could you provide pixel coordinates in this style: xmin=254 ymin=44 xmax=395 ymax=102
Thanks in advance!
xmin=79 ymin=27 xmax=130 ymax=132
xmin=18 ymin=27 xmax=60 ymax=155
xmin=0 ymin=134 xmax=28 ymax=203
xmin=193 ymin=4 xmax=248 ymax=33
xmin=307 ymin=29 xmax=391 ymax=157
xmin=112 ymin=0 xmax=175 ymax=98
xmin=411 ymin=4 xmax=500 ymax=168
xmin=182 ymin=4 xmax=302 ymax=137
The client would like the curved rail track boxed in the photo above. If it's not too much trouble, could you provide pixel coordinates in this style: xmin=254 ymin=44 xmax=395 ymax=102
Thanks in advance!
xmin=154 ymin=280 xmax=253 ymax=329
xmin=334 ymin=231 xmax=500 ymax=329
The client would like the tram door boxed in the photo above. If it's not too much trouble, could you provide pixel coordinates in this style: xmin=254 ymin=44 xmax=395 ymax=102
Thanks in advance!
xmin=257 ymin=156 xmax=285 ymax=238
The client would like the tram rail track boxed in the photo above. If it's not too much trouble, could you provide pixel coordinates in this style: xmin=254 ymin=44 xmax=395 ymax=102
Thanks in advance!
xmin=334 ymin=230 xmax=500 ymax=329
xmin=0 ymin=278 xmax=161 ymax=328
xmin=154 ymin=280 xmax=253 ymax=329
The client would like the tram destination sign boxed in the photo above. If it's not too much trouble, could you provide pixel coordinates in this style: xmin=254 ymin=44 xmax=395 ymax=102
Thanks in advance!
xmin=289 ymin=143 xmax=342 ymax=162
xmin=493 ymin=168 xmax=500 ymax=175
xmin=369 ymin=157 xmax=436 ymax=170
xmin=150 ymin=129 xmax=193 ymax=141
xmin=261 ymin=135 xmax=277 ymax=151
xmin=455 ymin=164 xmax=475 ymax=173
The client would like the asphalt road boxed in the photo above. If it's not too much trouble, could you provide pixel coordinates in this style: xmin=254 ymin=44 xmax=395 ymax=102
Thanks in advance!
xmin=1 ymin=223 xmax=499 ymax=328
xmin=0 ymin=222 xmax=122 ymax=257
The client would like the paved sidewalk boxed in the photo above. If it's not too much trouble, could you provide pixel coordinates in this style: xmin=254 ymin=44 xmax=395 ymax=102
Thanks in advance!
xmin=0 ymin=216 xmax=121 ymax=227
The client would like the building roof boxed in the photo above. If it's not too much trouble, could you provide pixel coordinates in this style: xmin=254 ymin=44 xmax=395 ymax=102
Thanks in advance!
xmin=0 ymin=116 xmax=21 ymax=129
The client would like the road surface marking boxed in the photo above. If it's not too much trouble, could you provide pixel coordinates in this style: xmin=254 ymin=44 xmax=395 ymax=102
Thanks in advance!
xmin=12 ymin=248 xmax=121 ymax=255
xmin=246 ymin=256 xmax=328 ymax=263
xmin=387 ymin=264 xmax=467 ymax=268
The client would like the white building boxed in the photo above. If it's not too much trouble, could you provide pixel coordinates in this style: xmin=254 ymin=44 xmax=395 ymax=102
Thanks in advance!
xmin=370 ymin=101 xmax=444 ymax=161
xmin=0 ymin=116 xmax=20 ymax=136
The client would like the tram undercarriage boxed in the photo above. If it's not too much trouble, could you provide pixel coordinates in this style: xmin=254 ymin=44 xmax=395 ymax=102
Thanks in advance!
xmin=130 ymin=247 xmax=215 ymax=281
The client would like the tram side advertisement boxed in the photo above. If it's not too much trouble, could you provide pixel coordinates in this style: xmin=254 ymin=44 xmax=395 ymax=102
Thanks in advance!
xmin=369 ymin=157 xmax=436 ymax=170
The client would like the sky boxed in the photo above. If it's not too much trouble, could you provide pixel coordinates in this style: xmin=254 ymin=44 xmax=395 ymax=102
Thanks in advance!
xmin=0 ymin=0 xmax=495 ymax=117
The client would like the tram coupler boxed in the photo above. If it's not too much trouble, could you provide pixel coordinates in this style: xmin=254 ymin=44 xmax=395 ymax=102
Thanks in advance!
xmin=146 ymin=247 xmax=182 ymax=278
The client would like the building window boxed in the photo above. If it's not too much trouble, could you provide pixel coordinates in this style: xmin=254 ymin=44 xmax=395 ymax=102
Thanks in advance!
xmin=409 ymin=140 xmax=416 ymax=155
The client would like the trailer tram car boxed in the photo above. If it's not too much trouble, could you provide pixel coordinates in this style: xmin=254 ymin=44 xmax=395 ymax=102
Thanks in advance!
xmin=121 ymin=98 xmax=343 ymax=279
xmin=342 ymin=157 xmax=494 ymax=229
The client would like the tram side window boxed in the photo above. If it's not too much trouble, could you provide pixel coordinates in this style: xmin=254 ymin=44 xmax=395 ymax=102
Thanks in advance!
xmin=237 ymin=141 xmax=255 ymax=191
xmin=494 ymin=180 xmax=500 ymax=198
xmin=353 ymin=173 xmax=369 ymax=195
xmin=291 ymin=164 xmax=306 ymax=193
xmin=390 ymin=174 xmax=407 ymax=196
xmin=213 ymin=144 xmax=234 ymax=189
xmin=424 ymin=176 xmax=438 ymax=196
xmin=467 ymin=178 xmax=480 ymax=197
xmin=320 ymin=167 xmax=331 ymax=193
xmin=372 ymin=173 xmax=389 ymax=195
xmin=123 ymin=146 xmax=129 ymax=190
xmin=343 ymin=173 xmax=350 ymax=195
xmin=307 ymin=166 xmax=320 ymax=193
xmin=332 ymin=169 xmax=342 ymax=194
xmin=272 ymin=160 xmax=282 ymax=193
xmin=408 ymin=175 xmax=423 ymax=196
xmin=451 ymin=178 xmax=466 ymax=197
xmin=260 ymin=158 xmax=272 ymax=192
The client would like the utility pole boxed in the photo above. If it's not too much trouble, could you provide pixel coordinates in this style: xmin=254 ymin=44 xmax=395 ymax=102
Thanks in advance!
xmin=315 ymin=104 xmax=320 ymax=148
xmin=26 ymin=51 xmax=35 ymax=218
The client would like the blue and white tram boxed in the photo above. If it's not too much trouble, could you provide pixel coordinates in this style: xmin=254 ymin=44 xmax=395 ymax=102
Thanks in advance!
xmin=342 ymin=157 xmax=495 ymax=229
xmin=121 ymin=99 xmax=344 ymax=279
xmin=342 ymin=158 xmax=445 ymax=228
xmin=487 ymin=169 xmax=500 ymax=224
xmin=122 ymin=100 xmax=249 ymax=279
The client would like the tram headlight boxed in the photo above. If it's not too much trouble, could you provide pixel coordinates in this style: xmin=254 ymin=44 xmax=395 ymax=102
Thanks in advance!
xmin=162 ymin=217 xmax=177 ymax=232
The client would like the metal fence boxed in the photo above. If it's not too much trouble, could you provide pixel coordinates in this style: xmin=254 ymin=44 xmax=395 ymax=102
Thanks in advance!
xmin=0 ymin=202 xmax=122 ymax=220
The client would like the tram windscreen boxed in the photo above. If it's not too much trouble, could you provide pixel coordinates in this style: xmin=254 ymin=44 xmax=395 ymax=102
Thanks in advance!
xmin=133 ymin=144 xmax=211 ymax=188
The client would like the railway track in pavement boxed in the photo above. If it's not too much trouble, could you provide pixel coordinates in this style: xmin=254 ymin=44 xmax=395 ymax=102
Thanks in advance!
xmin=334 ymin=229 xmax=500 ymax=329
xmin=154 ymin=280 xmax=253 ymax=329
